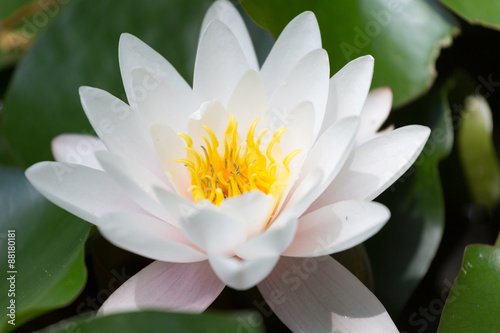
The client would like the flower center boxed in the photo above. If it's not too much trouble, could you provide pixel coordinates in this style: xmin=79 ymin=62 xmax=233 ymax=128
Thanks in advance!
xmin=175 ymin=115 xmax=301 ymax=207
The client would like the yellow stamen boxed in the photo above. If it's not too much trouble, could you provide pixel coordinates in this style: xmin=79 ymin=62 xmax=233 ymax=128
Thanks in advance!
xmin=175 ymin=116 xmax=301 ymax=211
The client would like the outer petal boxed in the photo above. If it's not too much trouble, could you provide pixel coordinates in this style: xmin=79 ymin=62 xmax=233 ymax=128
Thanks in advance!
xmin=98 ymin=211 xmax=207 ymax=263
xmin=357 ymin=87 xmax=393 ymax=145
xmin=268 ymin=48 xmax=329 ymax=140
xmin=95 ymin=150 xmax=173 ymax=222
xmin=51 ymin=134 xmax=106 ymax=170
xmin=193 ymin=20 xmax=250 ymax=108
xmin=260 ymin=11 xmax=321 ymax=98
xmin=320 ymin=56 xmax=374 ymax=137
xmin=201 ymin=0 xmax=258 ymax=70
xmin=284 ymin=201 xmax=390 ymax=257
xmin=130 ymin=67 xmax=191 ymax=132
xmin=208 ymin=255 xmax=279 ymax=290
xmin=25 ymin=162 xmax=142 ymax=225
xmin=78 ymin=86 xmax=165 ymax=180
xmin=99 ymin=261 xmax=224 ymax=315
xmin=310 ymin=125 xmax=431 ymax=211
xmin=258 ymin=256 xmax=398 ymax=333
xmin=118 ymin=33 xmax=192 ymax=112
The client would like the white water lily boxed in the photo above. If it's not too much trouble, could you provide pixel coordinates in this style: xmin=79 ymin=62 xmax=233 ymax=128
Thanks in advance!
xmin=26 ymin=1 xmax=430 ymax=332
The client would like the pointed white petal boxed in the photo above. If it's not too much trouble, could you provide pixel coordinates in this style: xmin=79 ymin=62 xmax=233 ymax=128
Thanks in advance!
xmin=119 ymin=33 xmax=191 ymax=110
xmin=78 ymin=86 xmax=165 ymax=180
xmin=150 ymin=122 xmax=191 ymax=198
xmin=130 ymin=67 xmax=191 ymax=132
xmin=25 ymin=162 xmax=142 ymax=225
xmin=320 ymin=55 xmax=374 ymax=136
xmin=310 ymin=125 xmax=431 ymax=210
xmin=95 ymin=150 xmax=173 ymax=221
xmin=193 ymin=20 xmax=250 ymax=108
xmin=258 ymin=256 xmax=398 ymax=333
xmin=279 ymin=101 xmax=316 ymax=156
xmin=235 ymin=210 xmax=297 ymax=260
xmin=208 ymin=254 xmax=279 ymax=290
xmin=261 ymin=12 xmax=321 ymax=98
xmin=284 ymin=201 xmax=390 ymax=257
xmin=99 ymin=261 xmax=224 ymax=315
xmin=51 ymin=134 xmax=106 ymax=170
xmin=201 ymin=0 xmax=258 ymax=70
xmin=219 ymin=190 xmax=274 ymax=237
xmin=357 ymin=87 xmax=393 ymax=145
xmin=187 ymin=100 xmax=229 ymax=153
xmin=269 ymin=48 xmax=329 ymax=139
xmin=98 ymin=211 xmax=206 ymax=263
xmin=227 ymin=70 xmax=268 ymax=136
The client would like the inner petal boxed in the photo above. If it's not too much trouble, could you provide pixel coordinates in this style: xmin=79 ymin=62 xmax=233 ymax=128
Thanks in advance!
xmin=175 ymin=115 xmax=301 ymax=220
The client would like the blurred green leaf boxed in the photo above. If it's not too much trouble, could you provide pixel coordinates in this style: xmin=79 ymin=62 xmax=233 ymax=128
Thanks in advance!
xmin=438 ymin=244 xmax=500 ymax=332
xmin=365 ymin=82 xmax=453 ymax=316
xmin=1 ymin=0 xmax=213 ymax=167
xmin=0 ymin=166 xmax=89 ymax=332
xmin=38 ymin=310 xmax=264 ymax=333
xmin=439 ymin=0 xmax=500 ymax=30
xmin=241 ymin=0 xmax=458 ymax=107
xmin=0 ymin=0 xmax=33 ymax=19
xmin=457 ymin=95 xmax=500 ymax=211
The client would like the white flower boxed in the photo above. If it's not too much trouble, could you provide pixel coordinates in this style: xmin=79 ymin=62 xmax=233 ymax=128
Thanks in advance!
xmin=25 ymin=1 xmax=430 ymax=332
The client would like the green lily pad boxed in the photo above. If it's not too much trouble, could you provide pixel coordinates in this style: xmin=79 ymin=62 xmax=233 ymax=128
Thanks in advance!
xmin=438 ymin=244 xmax=500 ymax=332
xmin=0 ymin=166 xmax=89 ymax=332
xmin=241 ymin=0 xmax=458 ymax=107
xmin=457 ymin=95 xmax=500 ymax=211
xmin=0 ymin=0 xmax=213 ymax=167
xmin=365 ymin=82 xmax=453 ymax=316
xmin=38 ymin=311 xmax=264 ymax=333
xmin=439 ymin=0 xmax=500 ymax=30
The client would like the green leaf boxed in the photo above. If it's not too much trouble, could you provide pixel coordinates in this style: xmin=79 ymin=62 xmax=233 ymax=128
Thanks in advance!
xmin=0 ymin=166 xmax=89 ymax=332
xmin=1 ymin=0 xmax=213 ymax=167
xmin=38 ymin=311 xmax=264 ymax=333
xmin=457 ymin=95 xmax=500 ymax=211
xmin=241 ymin=0 xmax=458 ymax=107
xmin=365 ymin=82 xmax=453 ymax=316
xmin=439 ymin=0 xmax=500 ymax=30
xmin=438 ymin=244 xmax=500 ymax=332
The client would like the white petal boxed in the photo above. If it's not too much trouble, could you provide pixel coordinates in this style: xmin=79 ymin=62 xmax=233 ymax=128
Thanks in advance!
xmin=261 ymin=11 xmax=321 ymax=98
xmin=290 ymin=117 xmax=358 ymax=206
xmin=25 ymin=162 xmax=142 ymax=225
xmin=284 ymin=200 xmax=390 ymax=257
xmin=150 ymin=122 xmax=191 ymax=198
xmin=78 ymin=86 xmax=165 ymax=180
xmin=320 ymin=55 xmax=374 ymax=137
xmin=279 ymin=101 xmax=316 ymax=156
xmin=51 ymin=134 xmax=106 ymax=170
xmin=119 ymin=33 xmax=191 ymax=111
xmin=99 ymin=261 xmax=224 ymax=315
xmin=268 ymin=48 xmax=329 ymax=139
xmin=258 ymin=256 xmax=398 ymax=333
xmin=283 ymin=168 xmax=323 ymax=217
xmin=235 ymin=210 xmax=298 ymax=260
xmin=193 ymin=20 xmax=250 ymax=108
xmin=95 ymin=150 xmax=173 ymax=222
xmin=187 ymin=100 xmax=229 ymax=153
xmin=357 ymin=87 xmax=393 ymax=145
xmin=98 ymin=211 xmax=206 ymax=263
xmin=130 ymin=67 xmax=191 ymax=132
xmin=177 ymin=207 xmax=247 ymax=256
xmin=208 ymin=254 xmax=279 ymax=290
xmin=227 ymin=69 xmax=268 ymax=136
xmin=219 ymin=190 xmax=274 ymax=237
xmin=201 ymin=0 xmax=258 ymax=70
xmin=310 ymin=125 xmax=431 ymax=210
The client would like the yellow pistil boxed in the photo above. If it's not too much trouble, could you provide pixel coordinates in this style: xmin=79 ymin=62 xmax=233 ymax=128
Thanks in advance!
xmin=175 ymin=116 xmax=301 ymax=210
